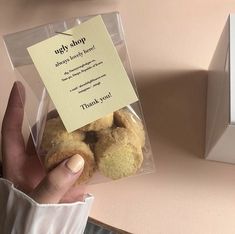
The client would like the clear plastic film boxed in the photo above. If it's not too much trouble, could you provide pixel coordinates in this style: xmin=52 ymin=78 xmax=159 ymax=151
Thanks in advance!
xmin=3 ymin=12 xmax=155 ymax=185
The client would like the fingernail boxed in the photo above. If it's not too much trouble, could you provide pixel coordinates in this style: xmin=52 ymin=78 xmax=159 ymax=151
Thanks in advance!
xmin=66 ymin=154 xmax=84 ymax=173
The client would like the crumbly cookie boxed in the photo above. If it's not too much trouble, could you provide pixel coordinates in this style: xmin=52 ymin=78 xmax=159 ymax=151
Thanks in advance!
xmin=41 ymin=117 xmax=85 ymax=152
xmin=95 ymin=127 xmax=143 ymax=180
xmin=80 ymin=113 xmax=113 ymax=132
xmin=114 ymin=108 xmax=145 ymax=147
xmin=45 ymin=140 xmax=95 ymax=185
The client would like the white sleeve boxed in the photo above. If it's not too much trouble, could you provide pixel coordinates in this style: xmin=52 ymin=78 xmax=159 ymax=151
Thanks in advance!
xmin=0 ymin=178 xmax=94 ymax=234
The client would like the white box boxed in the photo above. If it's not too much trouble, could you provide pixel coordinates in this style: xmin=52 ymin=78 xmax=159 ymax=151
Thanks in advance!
xmin=206 ymin=14 xmax=235 ymax=163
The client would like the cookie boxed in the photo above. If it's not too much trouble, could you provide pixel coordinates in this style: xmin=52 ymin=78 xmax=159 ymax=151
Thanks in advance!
xmin=80 ymin=113 xmax=113 ymax=131
xmin=95 ymin=127 xmax=143 ymax=180
xmin=41 ymin=117 xmax=85 ymax=152
xmin=114 ymin=108 xmax=145 ymax=147
xmin=45 ymin=140 xmax=95 ymax=185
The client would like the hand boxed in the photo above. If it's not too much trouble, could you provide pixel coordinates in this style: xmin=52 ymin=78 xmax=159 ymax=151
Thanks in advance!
xmin=1 ymin=82 xmax=85 ymax=203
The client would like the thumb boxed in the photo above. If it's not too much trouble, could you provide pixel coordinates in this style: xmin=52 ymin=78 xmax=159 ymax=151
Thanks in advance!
xmin=30 ymin=154 xmax=84 ymax=204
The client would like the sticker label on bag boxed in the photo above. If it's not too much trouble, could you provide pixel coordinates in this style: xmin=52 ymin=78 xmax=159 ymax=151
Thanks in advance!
xmin=27 ymin=15 xmax=138 ymax=132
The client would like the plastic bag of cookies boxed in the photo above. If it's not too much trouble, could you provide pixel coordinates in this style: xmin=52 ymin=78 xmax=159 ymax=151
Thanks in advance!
xmin=4 ymin=12 xmax=155 ymax=185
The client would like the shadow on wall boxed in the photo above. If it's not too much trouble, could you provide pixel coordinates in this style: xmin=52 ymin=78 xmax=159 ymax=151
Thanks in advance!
xmin=136 ymin=70 xmax=207 ymax=159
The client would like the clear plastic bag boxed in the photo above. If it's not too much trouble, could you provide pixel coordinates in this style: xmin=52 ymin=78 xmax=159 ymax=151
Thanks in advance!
xmin=3 ymin=12 xmax=155 ymax=184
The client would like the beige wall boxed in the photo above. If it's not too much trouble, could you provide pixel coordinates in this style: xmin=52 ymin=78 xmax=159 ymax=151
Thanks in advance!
xmin=1 ymin=0 xmax=235 ymax=233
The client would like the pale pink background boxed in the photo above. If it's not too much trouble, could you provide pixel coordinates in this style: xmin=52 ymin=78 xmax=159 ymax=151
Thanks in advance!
xmin=1 ymin=1 xmax=235 ymax=233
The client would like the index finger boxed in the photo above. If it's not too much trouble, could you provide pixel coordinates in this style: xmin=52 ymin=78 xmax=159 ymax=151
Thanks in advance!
xmin=1 ymin=82 xmax=25 ymax=175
